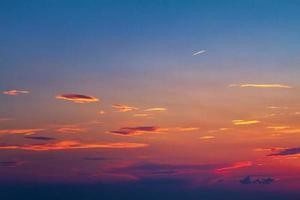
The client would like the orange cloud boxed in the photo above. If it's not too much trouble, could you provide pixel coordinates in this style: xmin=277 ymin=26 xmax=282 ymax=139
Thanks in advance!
xmin=55 ymin=94 xmax=99 ymax=103
xmin=55 ymin=127 xmax=86 ymax=134
xmin=276 ymin=128 xmax=300 ymax=134
xmin=0 ymin=128 xmax=44 ymax=135
xmin=144 ymin=108 xmax=167 ymax=112
xmin=215 ymin=161 xmax=252 ymax=173
xmin=133 ymin=114 xmax=149 ymax=117
xmin=199 ymin=135 xmax=215 ymax=140
xmin=2 ymin=90 xmax=29 ymax=96
xmin=112 ymin=104 xmax=138 ymax=112
xmin=253 ymin=147 xmax=284 ymax=152
xmin=267 ymin=126 xmax=290 ymax=130
xmin=172 ymin=127 xmax=199 ymax=132
xmin=232 ymin=120 xmax=260 ymax=125
xmin=98 ymin=110 xmax=106 ymax=115
xmin=229 ymin=84 xmax=292 ymax=89
xmin=0 ymin=140 xmax=148 ymax=151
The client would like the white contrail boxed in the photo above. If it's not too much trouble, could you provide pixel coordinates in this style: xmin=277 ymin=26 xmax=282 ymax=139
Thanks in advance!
xmin=193 ymin=50 xmax=206 ymax=56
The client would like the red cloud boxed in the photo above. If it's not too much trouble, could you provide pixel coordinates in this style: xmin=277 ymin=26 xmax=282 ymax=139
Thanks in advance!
xmin=55 ymin=94 xmax=99 ymax=103
xmin=215 ymin=161 xmax=252 ymax=174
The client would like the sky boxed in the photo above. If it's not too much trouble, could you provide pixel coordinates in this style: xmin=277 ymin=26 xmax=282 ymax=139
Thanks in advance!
xmin=1 ymin=0 xmax=300 ymax=199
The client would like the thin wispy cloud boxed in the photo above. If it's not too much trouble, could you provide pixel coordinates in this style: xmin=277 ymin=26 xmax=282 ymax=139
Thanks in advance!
xmin=55 ymin=94 xmax=99 ymax=103
xmin=2 ymin=90 xmax=29 ymax=96
xmin=229 ymin=84 xmax=292 ymax=89
xmin=0 ymin=160 xmax=25 ymax=167
xmin=275 ymin=128 xmax=300 ymax=134
xmin=110 ymin=126 xmax=200 ymax=136
xmin=24 ymin=136 xmax=56 ymax=141
xmin=110 ymin=126 xmax=161 ymax=136
xmin=55 ymin=127 xmax=86 ymax=134
xmin=232 ymin=120 xmax=260 ymax=125
xmin=112 ymin=104 xmax=138 ymax=112
xmin=133 ymin=114 xmax=149 ymax=117
xmin=267 ymin=126 xmax=290 ymax=130
xmin=144 ymin=108 xmax=167 ymax=112
xmin=215 ymin=161 xmax=252 ymax=173
xmin=0 ymin=118 xmax=13 ymax=123
xmin=267 ymin=106 xmax=289 ymax=109
xmin=0 ymin=128 xmax=45 ymax=135
xmin=0 ymin=140 xmax=148 ymax=151
xmin=199 ymin=135 xmax=215 ymax=140
xmin=192 ymin=50 xmax=206 ymax=56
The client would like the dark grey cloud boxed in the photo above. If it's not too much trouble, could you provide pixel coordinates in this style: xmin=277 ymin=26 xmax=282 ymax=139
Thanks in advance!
xmin=0 ymin=160 xmax=24 ymax=167
xmin=24 ymin=136 xmax=56 ymax=141
xmin=268 ymin=147 xmax=300 ymax=156
xmin=83 ymin=157 xmax=107 ymax=161
xmin=240 ymin=176 xmax=274 ymax=185
xmin=110 ymin=162 xmax=225 ymax=176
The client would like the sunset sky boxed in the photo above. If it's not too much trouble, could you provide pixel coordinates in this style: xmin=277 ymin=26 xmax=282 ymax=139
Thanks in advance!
xmin=1 ymin=0 xmax=300 ymax=199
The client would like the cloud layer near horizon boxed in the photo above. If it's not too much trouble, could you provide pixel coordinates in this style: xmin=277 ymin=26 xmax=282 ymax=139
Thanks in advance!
xmin=0 ymin=140 xmax=148 ymax=151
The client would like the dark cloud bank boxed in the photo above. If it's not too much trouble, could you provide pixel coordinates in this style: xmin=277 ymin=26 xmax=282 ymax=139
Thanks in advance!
xmin=1 ymin=180 xmax=299 ymax=200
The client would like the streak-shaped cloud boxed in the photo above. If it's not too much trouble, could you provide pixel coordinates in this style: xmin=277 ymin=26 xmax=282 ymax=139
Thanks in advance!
xmin=2 ymin=90 xmax=29 ymax=96
xmin=144 ymin=108 xmax=167 ymax=112
xmin=229 ymin=84 xmax=292 ymax=89
xmin=133 ymin=114 xmax=149 ymax=117
xmin=240 ymin=176 xmax=274 ymax=185
xmin=0 ymin=140 xmax=148 ymax=151
xmin=55 ymin=127 xmax=86 ymax=134
xmin=0 ymin=160 xmax=25 ymax=167
xmin=83 ymin=157 xmax=107 ymax=161
xmin=24 ymin=136 xmax=56 ymax=141
xmin=55 ymin=94 xmax=99 ymax=103
xmin=215 ymin=161 xmax=252 ymax=173
xmin=172 ymin=127 xmax=200 ymax=132
xmin=199 ymin=135 xmax=215 ymax=140
xmin=192 ymin=50 xmax=206 ymax=56
xmin=110 ymin=126 xmax=200 ymax=136
xmin=110 ymin=126 xmax=161 ymax=136
xmin=275 ymin=128 xmax=300 ymax=134
xmin=0 ymin=118 xmax=13 ymax=123
xmin=232 ymin=120 xmax=260 ymax=125
xmin=112 ymin=104 xmax=138 ymax=112
xmin=267 ymin=126 xmax=290 ymax=130
xmin=268 ymin=147 xmax=300 ymax=156
xmin=0 ymin=128 xmax=44 ymax=135
xmin=109 ymin=162 xmax=224 ymax=177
